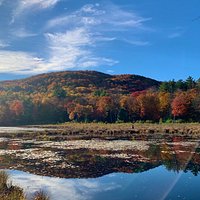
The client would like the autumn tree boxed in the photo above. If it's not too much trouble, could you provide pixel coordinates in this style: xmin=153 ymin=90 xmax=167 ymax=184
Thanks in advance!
xmin=171 ymin=92 xmax=191 ymax=120
xmin=137 ymin=91 xmax=160 ymax=121
xmin=158 ymin=92 xmax=171 ymax=119
xmin=96 ymin=96 xmax=119 ymax=122
xmin=52 ymin=85 xmax=67 ymax=99
xmin=119 ymin=95 xmax=140 ymax=122
xmin=74 ymin=104 xmax=93 ymax=122
xmin=0 ymin=104 xmax=10 ymax=125
xmin=9 ymin=100 xmax=24 ymax=116
xmin=192 ymin=94 xmax=200 ymax=121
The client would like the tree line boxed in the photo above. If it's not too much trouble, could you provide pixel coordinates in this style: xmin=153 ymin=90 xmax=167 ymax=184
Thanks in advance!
xmin=0 ymin=76 xmax=200 ymax=125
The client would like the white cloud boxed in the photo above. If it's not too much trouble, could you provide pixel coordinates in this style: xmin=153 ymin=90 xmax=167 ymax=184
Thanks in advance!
xmin=0 ymin=51 xmax=44 ymax=74
xmin=44 ymin=28 xmax=93 ymax=70
xmin=46 ymin=3 xmax=150 ymax=30
xmin=0 ymin=28 xmax=117 ymax=74
xmin=96 ymin=36 xmax=116 ymax=42
xmin=0 ymin=40 xmax=9 ymax=48
xmin=0 ymin=0 xmax=5 ymax=6
xmin=103 ymin=4 xmax=151 ymax=30
xmin=81 ymin=4 xmax=100 ymax=14
xmin=168 ymin=32 xmax=182 ymax=39
xmin=12 ymin=0 xmax=61 ymax=23
xmin=13 ymin=28 xmax=37 ymax=38
xmin=42 ymin=3 xmax=150 ymax=74
xmin=46 ymin=3 xmax=151 ymax=47
xmin=167 ymin=27 xmax=184 ymax=39
xmin=1 ymin=3 xmax=150 ymax=75
xmin=20 ymin=0 xmax=61 ymax=9
xmin=46 ymin=28 xmax=92 ymax=47
xmin=46 ymin=13 xmax=101 ymax=29
xmin=123 ymin=39 xmax=151 ymax=46
xmin=44 ymin=28 xmax=118 ymax=71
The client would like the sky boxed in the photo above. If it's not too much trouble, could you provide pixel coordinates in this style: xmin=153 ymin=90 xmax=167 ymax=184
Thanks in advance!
xmin=0 ymin=0 xmax=200 ymax=81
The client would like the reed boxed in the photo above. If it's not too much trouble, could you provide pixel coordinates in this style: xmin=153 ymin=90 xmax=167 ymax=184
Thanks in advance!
xmin=0 ymin=171 xmax=50 ymax=200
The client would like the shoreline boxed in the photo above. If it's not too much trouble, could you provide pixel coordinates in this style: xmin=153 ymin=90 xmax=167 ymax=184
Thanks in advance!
xmin=1 ymin=123 xmax=200 ymax=140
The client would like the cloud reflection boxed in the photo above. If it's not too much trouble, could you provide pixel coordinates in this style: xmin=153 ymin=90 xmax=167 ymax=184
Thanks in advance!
xmin=8 ymin=170 xmax=121 ymax=200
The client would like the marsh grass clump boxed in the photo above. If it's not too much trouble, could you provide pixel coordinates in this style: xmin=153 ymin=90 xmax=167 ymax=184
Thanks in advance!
xmin=0 ymin=171 xmax=50 ymax=200
xmin=0 ymin=186 xmax=25 ymax=200
xmin=0 ymin=171 xmax=25 ymax=200
xmin=0 ymin=171 xmax=9 ymax=188
xmin=31 ymin=191 xmax=50 ymax=200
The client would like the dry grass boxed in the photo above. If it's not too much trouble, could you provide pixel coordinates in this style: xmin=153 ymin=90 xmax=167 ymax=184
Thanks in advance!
xmin=31 ymin=191 xmax=50 ymax=200
xmin=2 ymin=122 xmax=200 ymax=140
xmin=0 ymin=171 xmax=50 ymax=200
xmin=0 ymin=171 xmax=25 ymax=200
xmin=46 ymin=122 xmax=200 ymax=137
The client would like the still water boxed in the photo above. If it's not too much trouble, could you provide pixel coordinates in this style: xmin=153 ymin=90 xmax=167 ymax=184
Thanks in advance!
xmin=0 ymin=130 xmax=200 ymax=200
xmin=8 ymin=166 xmax=200 ymax=200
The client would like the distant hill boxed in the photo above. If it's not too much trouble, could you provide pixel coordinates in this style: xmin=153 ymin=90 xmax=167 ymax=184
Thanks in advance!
xmin=0 ymin=70 xmax=160 ymax=95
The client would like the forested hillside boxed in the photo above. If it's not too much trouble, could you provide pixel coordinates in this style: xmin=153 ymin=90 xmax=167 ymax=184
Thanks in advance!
xmin=0 ymin=71 xmax=160 ymax=95
xmin=0 ymin=70 xmax=199 ymax=125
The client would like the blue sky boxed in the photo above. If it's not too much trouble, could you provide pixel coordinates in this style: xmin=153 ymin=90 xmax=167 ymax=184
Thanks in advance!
xmin=0 ymin=0 xmax=200 ymax=81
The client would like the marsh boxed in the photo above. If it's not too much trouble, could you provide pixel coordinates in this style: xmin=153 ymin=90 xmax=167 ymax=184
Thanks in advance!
xmin=1 ymin=126 xmax=200 ymax=200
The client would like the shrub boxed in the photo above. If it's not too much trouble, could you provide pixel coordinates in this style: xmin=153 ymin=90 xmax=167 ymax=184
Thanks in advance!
xmin=31 ymin=191 xmax=50 ymax=200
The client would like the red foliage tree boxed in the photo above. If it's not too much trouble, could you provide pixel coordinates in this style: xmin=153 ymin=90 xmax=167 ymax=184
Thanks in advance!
xmin=171 ymin=92 xmax=191 ymax=118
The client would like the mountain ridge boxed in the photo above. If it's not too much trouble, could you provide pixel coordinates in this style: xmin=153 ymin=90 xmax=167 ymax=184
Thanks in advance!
xmin=0 ymin=70 xmax=161 ymax=95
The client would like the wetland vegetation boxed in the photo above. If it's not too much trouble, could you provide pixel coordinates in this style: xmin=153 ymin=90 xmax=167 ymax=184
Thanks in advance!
xmin=1 ymin=124 xmax=200 ymax=199
xmin=2 ymin=123 xmax=200 ymax=141
xmin=0 ymin=171 xmax=50 ymax=200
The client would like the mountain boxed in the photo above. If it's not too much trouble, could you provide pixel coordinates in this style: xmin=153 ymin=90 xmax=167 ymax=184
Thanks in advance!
xmin=0 ymin=70 xmax=199 ymax=125
xmin=0 ymin=70 xmax=162 ymax=125
xmin=0 ymin=70 xmax=160 ymax=95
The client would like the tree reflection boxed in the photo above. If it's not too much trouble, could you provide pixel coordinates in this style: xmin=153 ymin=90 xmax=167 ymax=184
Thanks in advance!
xmin=1 ymin=139 xmax=200 ymax=178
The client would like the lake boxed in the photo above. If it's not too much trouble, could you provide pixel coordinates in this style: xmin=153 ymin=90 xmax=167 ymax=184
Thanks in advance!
xmin=8 ymin=167 xmax=200 ymax=200
xmin=0 ymin=127 xmax=200 ymax=200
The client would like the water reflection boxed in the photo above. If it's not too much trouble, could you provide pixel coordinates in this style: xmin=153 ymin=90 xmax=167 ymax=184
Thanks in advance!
xmin=8 ymin=167 xmax=200 ymax=200
xmin=0 ymin=138 xmax=200 ymax=178
xmin=1 ymin=136 xmax=200 ymax=200
xmin=9 ymin=170 xmax=121 ymax=200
